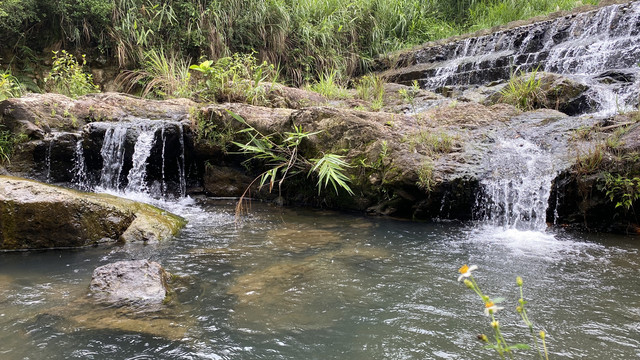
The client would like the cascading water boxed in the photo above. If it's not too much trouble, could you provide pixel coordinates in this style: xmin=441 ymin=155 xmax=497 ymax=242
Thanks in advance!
xmin=406 ymin=1 xmax=640 ymax=116
xmin=474 ymin=139 xmax=556 ymax=231
xmin=73 ymin=119 xmax=187 ymax=198
xmin=400 ymin=1 xmax=640 ymax=231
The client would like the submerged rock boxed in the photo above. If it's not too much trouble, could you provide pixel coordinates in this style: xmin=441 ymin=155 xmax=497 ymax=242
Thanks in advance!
xmin=0 ymin=176 xmax=185 ymax=250
xmin=89 ymin=260 xmax=171 ymax=305
xmin=266 ymin=227 xmax=342 ymax=252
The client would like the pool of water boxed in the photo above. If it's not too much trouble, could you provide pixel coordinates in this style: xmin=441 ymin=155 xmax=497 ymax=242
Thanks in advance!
xmin=1 ymin=197 xmax=639 ymax=359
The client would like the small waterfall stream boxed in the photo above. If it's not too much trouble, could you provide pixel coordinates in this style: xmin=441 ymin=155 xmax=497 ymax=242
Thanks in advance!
xmin=474 ymin=139 xmax=556 ymax=231
xmin=73 ymin=119 xmax=187 ymax=198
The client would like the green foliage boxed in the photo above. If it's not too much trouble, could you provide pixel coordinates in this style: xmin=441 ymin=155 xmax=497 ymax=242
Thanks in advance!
xmin=310 ymin=154 xmax=354 ymax=195
xmin=499 ymin=68 xmax=543 ymax=111
xmin=398 ymin=80 xmax=421 ymax=112
xmin=228 ymin=110 xmax=353 ymax=215
xmin=603 ymin=173 xmax=640 ymax=210
xmin=190 ymin=52 xmax=278 ymax=104
xmin=417 ymin=160 xmax=435 ymax=192
xmin=468 ymin=0 xmax=599 ymax=32
xmin=117 ymin=48 xmax=191 ymax=99
xmin=0 ymin=126 xmax=27 ymax=164
xmin=306 ymin=69 xmax=350 ymax=100
xmin=356 ymin=74 xmax=385 ymax=111
xmin=43 ymin=50 xmax=99 ymax=98
xmin=411 ymin=130 xmax=457 ymax=155
xmin=0 ymin=70 xmax=24 ymax=101
xmin=0 ymin=0 xmax=598 ymax=85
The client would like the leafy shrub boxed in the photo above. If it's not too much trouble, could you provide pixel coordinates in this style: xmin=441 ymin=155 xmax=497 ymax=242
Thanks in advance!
xmin=0 ymin=70 xmax=24 ymax=101
xmin=190 ymin=52 xmax=278 ymax=104
xmin=0 ymin=126 xmax=27 ymax=163
xmin=43 ymin=50 xmax=99 ymax=98
xmin=603 ymin=173 xmax=640 ymax=210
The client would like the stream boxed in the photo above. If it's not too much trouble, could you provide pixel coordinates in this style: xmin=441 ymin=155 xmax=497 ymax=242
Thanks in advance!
xmin=1 ymin=196 xmax=639 ymax=359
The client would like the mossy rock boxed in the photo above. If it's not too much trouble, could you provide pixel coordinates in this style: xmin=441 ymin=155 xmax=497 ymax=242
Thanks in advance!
xmin=0 ymin=176 xmax=185 ymax=250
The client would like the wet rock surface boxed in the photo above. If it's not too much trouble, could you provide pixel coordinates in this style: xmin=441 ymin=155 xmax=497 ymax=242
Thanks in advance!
xmin=89 ymin=260 xmax=171 ymax=305
xmin=0 ymin=176 xmax=185 ymax=250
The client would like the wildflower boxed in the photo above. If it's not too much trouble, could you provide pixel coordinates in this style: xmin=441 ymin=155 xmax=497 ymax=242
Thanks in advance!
xmin=491 ymin=320 xmax=499 ymax=329
xmin=539 ymin=330 xmax=546 ymax=339
xmin=463 ymin=279 xmax=474 ymax=289
xmin=477 ymin=334 xmax=489 ymax=342
xmin=516 ymin=305 xmax=523 ymax=313
xmin=484 ymin=301 xmax=504 ymax=316
xmin=516 ymin=276 xmax=523 ymax=287
xmin=458 ymin=264 xmax=478 ymax=281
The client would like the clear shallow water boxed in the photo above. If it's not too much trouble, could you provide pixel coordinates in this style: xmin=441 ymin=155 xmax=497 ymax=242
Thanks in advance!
xmin=1 ymin=198 xmax=639 ymax=360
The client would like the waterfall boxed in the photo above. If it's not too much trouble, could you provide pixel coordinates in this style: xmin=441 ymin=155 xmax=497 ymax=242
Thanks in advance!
xmin=72 ymin=139 xmax=89 ymax=190
xmin=74 ymin=119 xmax=187 ymax=197
xmin=391 ymin=1 xmax=640 ymax=231
xmin=474 ymin=139 xmax=556 ymax=231
xmin=125 ymin=129 xmax=156 ymax=193
xmin=98 ymin=125 xmax=128 ymax=189
xmin=403 ymin=1 xmax=640 ymax=115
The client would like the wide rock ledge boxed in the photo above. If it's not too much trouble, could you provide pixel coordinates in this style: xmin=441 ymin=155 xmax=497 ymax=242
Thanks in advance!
xmin=0 ymin=176 xmax=185 ymax=250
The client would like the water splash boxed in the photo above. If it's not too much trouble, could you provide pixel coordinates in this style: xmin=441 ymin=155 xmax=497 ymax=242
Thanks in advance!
xmin=475 ymin=138 xmax=556 ymax=231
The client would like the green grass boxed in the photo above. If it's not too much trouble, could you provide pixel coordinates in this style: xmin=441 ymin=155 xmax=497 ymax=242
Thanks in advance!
xmin=499 ymin=68 xmax=544 ymax=111
xmin=306 ymin=69 xmax=350 ymax=100
xmin=0 ymin=0 xmax=598 ymax=87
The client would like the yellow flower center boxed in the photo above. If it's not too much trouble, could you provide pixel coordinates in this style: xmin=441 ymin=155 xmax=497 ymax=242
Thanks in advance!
xmin=459 ymin=265 xmax=469 ymax=274
xmin=485 ymin=302 xmax=495 ymax=308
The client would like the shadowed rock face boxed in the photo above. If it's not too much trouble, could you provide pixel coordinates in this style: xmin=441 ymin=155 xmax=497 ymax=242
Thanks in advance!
xmin=0 ymin=176 xmax=185 ymax=250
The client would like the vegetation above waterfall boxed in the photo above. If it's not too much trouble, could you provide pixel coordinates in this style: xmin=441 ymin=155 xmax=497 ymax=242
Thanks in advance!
xmin=0 ymin=0 xmax=598 ymax=87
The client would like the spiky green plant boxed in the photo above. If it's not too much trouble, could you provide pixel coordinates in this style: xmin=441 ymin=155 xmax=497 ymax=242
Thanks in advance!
xmin=117 ymin=48 xmax=191 ymax=99
xmin=499 ymin=68 xmax=543 ymax=111
xmin=226 ymin=110 xmax=353 ymax=217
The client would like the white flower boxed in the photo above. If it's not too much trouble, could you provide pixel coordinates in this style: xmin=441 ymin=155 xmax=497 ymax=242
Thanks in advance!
xmin=457 ymin=264 xmax=478 ymax=282
xmin=484 ymin=302 xmax=504 ymax=316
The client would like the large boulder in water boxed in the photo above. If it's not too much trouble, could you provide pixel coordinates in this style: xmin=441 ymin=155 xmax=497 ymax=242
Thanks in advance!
xmin=89 ymin=260 xmax=171 ymax=305
xmin=0 ymin=176 xmax=185 ymax=250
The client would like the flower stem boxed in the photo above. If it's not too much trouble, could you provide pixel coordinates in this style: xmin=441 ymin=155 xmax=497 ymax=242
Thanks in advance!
xmin=519 ymin=287 xmax=544 ymax=360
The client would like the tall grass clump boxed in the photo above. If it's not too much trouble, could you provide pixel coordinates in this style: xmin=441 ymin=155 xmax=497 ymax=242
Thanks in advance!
xmin=0 ymin=0 xmax=600 ymax=86
xmin=468 ymin=0 xmax=599 ymax=31
xmin=307 ymin=69 xmax=350 ymax=100
xmin=356 ymin=74 xmax=385 ymax=111
xmin=499 ymin=68 xmax=544 ymax=111
xmin=117 ymin=48 xmax=191 ymax=99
